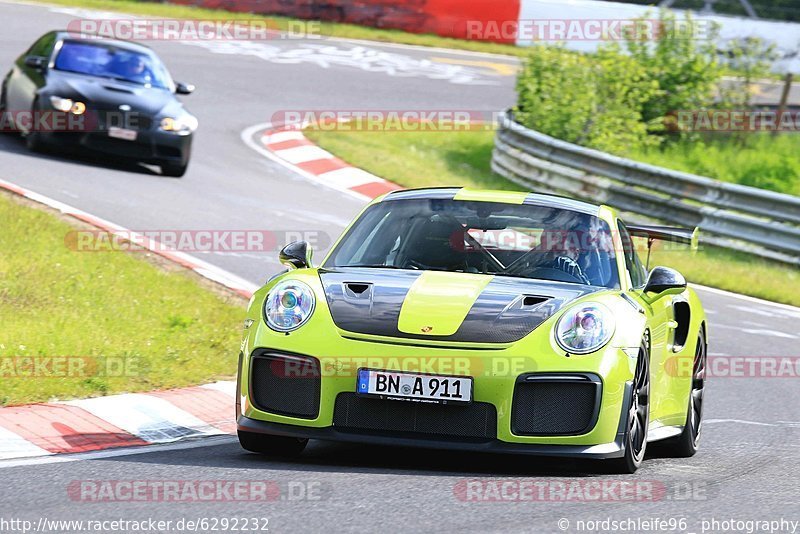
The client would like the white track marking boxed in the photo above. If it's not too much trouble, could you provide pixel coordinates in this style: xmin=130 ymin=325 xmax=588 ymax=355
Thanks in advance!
xmin=262 ymin=130 xmax=305 ymax=144
xmin=0 ymin=427 xmax=51 ymax=460
xmin=273 ymin=145 xmax=333 ymax=164
xmin=0 ymin=436 xmax=237 ymax=470
xmin=731 ymin=304 xmax=800 ymax=320
xmin=200 ymin=381 xmax=237 ymax=396
xmin=712 ymin=324 xmax=798 ymax=339
xmin=61 ymin=394 xmax=223 ymax=443
xmin=705 ymin=419 xmax=800 ymax=428
xmin=317 ymin=167 xmax=383 ymax=188
xmin=693 ymin=284 xmax=800 ymax=313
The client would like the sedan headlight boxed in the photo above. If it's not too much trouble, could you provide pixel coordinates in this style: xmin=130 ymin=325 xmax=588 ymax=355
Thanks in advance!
xmin=160 ymin=115 xmax=198 ymax=134
xmin=264 ymin=280 xmax=315 ymax=332
xmin=49 ymin=96 xmax=86 ymax=115
xmin=555 ymin=302 xmax=615 ymax=355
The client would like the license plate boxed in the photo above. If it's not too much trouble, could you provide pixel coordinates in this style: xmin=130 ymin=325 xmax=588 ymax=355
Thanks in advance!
xmin=357 ymin=369 xmax=472 ymax=404
xmin=108 ymin=127 xmax=137 ymax=141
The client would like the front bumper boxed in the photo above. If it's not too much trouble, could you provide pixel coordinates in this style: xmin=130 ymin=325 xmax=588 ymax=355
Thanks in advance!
xmin=238 ymin=391 xmax=630 ymax=459
xmin=237 ymin=343 xmax=635 ymax=456
xmin=38 ymin=129 xmax=192 ymax=165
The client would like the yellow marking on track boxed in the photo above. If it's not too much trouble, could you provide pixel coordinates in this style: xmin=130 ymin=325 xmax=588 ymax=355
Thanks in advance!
xmin=431 ymin=57 xmax=519 ymax=76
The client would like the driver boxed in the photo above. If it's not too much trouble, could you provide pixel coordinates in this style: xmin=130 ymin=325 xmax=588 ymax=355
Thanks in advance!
xmin=537 ymin=228 xmax=590 ymax=284
xmin=112 ymin=55 xmax=152 ymax=84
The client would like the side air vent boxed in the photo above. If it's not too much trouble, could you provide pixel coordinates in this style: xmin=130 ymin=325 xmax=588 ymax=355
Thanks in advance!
xmin=344 ymin=283 xmax=372 ymax=296
xmin=523 ymin=295 xmax=548 ymax=307
xmin=672 ymin=300 xmax=691 ymax=352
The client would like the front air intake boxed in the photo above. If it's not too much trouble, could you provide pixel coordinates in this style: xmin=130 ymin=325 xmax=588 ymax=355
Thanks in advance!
xmin=249 ymin=351 xmax=320 ymax=419
xmin=333 ymin=393 xmax=497 ymax=441
xmin=511 ymin=374 xmax=601 ymax=436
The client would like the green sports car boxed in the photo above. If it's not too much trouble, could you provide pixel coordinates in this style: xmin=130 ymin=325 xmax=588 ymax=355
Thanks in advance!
xmin=236 ymin=188 xmax=707 ymax=473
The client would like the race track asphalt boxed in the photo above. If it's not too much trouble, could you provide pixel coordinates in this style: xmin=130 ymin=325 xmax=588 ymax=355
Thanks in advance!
xmin=1 ymin=2 xmax=799 ymax=532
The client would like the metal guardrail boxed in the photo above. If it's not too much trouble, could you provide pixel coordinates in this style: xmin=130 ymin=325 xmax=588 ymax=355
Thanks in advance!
xmin=491 ymin=111 xmax=800 ymax=265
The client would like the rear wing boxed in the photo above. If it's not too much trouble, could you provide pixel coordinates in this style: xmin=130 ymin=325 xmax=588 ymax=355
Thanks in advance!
xmin=627 ymin=224 xmax=699 ymax=269
xmin=627 ymin=224 xmax=699 ymax=249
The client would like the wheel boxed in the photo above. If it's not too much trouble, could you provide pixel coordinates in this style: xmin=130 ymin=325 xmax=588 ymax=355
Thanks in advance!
xmin=0 ymin=83 xmax=8 ymax=132
xmin=237 ymin=430 xmax=308 ymax=457
xmin=661 ymin=328 xmax=706 ymax=457
xmin=25 ymin=129 xmax=45 ymax=151
xmin=24 ymin=99 xmax=46 ymax=152
xmin=161 ymin=160 xmax=188 ymax=178
xmin=608 ymin=331 xmax=651 ymax=474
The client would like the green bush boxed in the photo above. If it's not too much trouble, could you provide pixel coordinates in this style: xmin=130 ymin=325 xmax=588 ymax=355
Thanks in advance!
xmin=515 ymin=46 xmax=659 ymax=153
xmin=616 ymin=10 xmax=721 ymax=134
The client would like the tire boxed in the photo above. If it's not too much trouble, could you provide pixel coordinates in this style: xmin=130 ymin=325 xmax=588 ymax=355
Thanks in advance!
xmin=608 ymin=331 xmax=651 ymax=474
xmin=238 ymin=430 xmax=308 ymax=457
xmin=0 ymin=84 xmax=8 ymax=134
xmin=25 ymin=99 xmax=46 ymax=152
xmin=25 ymin=129 xmax=45 ymax=152
xmin=661 ymin=328 xmax=706 ymax=457
xmin=161 ymin=160 xmax=188 ymax=178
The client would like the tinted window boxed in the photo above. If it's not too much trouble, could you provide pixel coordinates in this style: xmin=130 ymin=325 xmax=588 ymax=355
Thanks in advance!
xmin=326 ymin=199 xmax=620 ymax=288
xmin=617 ymin=221 xmax=647 ymax=288
xmin=53 ymin=41 xmax=172 ymax=89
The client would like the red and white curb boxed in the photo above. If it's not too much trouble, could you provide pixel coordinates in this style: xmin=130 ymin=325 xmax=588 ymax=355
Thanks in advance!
xmin=0 ymin=381 xmax=236 ymax=461
xmin=241 ymin=122 xmax=402 ymax=202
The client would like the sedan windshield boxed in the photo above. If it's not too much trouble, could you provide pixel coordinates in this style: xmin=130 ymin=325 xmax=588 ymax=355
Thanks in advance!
xmin=53 ymin=41 xmax=172 ymax=90
xmin=326 ymin=198 xmax=619 ymax=288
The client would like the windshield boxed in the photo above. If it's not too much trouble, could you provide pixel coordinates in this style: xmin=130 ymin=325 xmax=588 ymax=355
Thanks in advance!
xmin=325 ymin=199 xmax=619 ymax=288
xmin=53 ymin=41 xmax=172 ymax=90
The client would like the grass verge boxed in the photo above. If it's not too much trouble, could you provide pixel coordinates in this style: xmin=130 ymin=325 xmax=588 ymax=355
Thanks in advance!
xmin=28 ymin=0 xmax=524 ymax=57
xmin=629 ymin=133 xmax=800 ymax=196
xmin=305 ymin=128 xmax=800 ymax=307
xmin=0 ymin=191 xmax=245 ymax=406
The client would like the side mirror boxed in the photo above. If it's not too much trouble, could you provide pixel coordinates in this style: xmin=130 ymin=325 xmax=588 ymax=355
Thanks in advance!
xmin=24 ymin=56 xmax=46 ymax=70
xmin=279 ymin=241 xmax=313 ymax=270
xmin=643 ymin=266 xmax=687 ymax=299
xmin=175 ymin=82 xmax=195 ymax=95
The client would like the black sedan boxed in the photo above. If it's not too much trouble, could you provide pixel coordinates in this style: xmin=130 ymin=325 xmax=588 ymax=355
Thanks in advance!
xmin=0 ymin=31 xmax=197 ymax=177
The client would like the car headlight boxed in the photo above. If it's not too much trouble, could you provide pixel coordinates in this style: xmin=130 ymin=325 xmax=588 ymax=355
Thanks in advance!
xmin=160 ymin=115 xmax=198 ymax=133
xmin=554 ymin=302 xmax=615 ymax=355
xmin=264 ymin=280 xmax=315 ymax=332
xmin=49 ymin=96 xmax=85 ymax=115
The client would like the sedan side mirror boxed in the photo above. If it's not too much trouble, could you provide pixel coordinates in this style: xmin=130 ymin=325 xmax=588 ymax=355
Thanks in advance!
xmin=24 ymin=55 xmax=46 ymax=70
xmin=279 ymin=241 xmax=313 ymax=270
xmin=643 ymin=266 xmax=687 ymax=299
xmin=175 ymin=82 xmax=195 ymax=95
